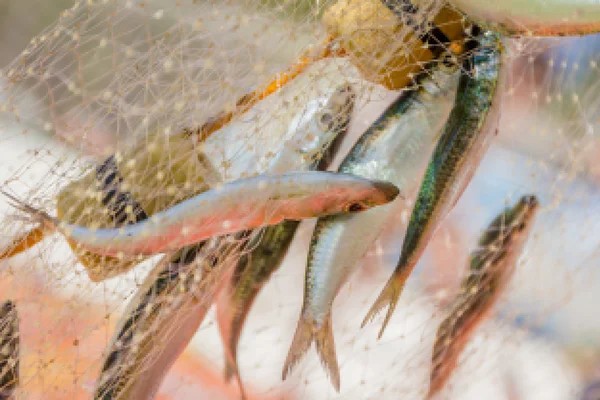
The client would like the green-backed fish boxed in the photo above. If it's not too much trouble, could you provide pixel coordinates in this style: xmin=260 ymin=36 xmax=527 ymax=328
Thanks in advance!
xmin=0 ymin=301 xmax=19 ymax=399
xmin=363 ymin=30 xmax=506 ymax=339
xmin=281 ymin=59 xmax=463 ymax=391
xmin=216 ymin=85 xmax=356 ymax=395
xmin=428 ymin=195 xmax=539 ymax=398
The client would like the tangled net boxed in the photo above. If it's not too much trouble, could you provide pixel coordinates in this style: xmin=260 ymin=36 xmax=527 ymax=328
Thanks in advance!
xmin=0 ymin=0 xmax=599 ymax=399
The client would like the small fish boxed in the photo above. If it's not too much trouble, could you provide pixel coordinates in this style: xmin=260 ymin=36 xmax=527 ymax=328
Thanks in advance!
xmin=428 ymin=195 xmax=539 ymax=398
xmin=448 ymin=0 xmax=600 ymax=37
xmin=363 ymin=31 xmax=505 ymax=339
xmin=216 ymin=84 xmax=356 ymax=394
xmin=281 ymin=59 xmax=462 ymax=391
xmin=0 ymin=301 xmax=19 ymax=399
xmin=94 ymin=237 xmax=243 ymax=399
xmin=2 ymin=171 xmax=399 ymax=257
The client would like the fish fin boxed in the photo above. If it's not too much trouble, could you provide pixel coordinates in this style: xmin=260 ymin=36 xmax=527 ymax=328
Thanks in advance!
xmin=314 ymin=314 xmax=341 ymax=392
xmin=224 ymin=358 xmax=237 ymax=382
xmin=225 ymin=360 xmax=247 ymax=400
xmin=282 ymin=314 xmax=341 ymax=392
xmin=282 ymin=316 xmax=315 ymax=382
xmin=361 ymin=276 xmax=406 ymax=339
xmin=215 ymin=285 xmax=240 ymax=383
xmin=0 ymin=224 xmax=49 ymax=259
xmin=1 ymin=191 xmax=57 ymax=231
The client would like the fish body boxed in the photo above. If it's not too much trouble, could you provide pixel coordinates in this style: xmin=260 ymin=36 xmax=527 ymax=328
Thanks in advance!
xmin=216 ymin=84 xmax=356 ymax=393
xmin=3 ymin=171 xmax=399 ymax=257
xmin=281 ymin=61 xmax=462 ymax=391
xmin=448 ymin=0 xmax=600 ymax=36
xmin=363 ymin=31 xmax=506 ymax=339
xmin=0 ymin=301 xmax=19 ymax=399
xmin=428 ymin=195 xmax=539 ymax=398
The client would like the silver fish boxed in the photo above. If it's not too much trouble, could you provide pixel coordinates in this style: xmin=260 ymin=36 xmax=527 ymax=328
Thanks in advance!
xmin=448 ymin=0 xmax=600 ymax=37
xmin=281 ymin=60 xmax=461 ymax=391
xmin=2 ymin=171 xmax=399 ymax=257
xmin=0 ymin=301 xmax=18 ymax=400
xmin=428 ymin=195 xmax=539 ymax=398
xmin=363 ymin=31 xmax=506 ymax=339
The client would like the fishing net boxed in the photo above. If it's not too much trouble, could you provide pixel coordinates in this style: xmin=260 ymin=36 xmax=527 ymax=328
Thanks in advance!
xmin=0 ymin=0 xmax=598 ymax=398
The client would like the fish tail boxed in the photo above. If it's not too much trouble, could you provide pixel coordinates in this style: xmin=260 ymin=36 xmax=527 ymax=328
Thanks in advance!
xmin=223 ymin=359 xmax=247 ymax=400
xmin=223 ymin=358 xmax=237 ymax=382
xmin=427 ymin=350 xmax=456 ymax=400
xmin=215 ymin=286 xmax=241 ymax=383
xmin=361 ymin=274 xmax=407 ymax=339
xmin=314 ymin=314 xmax=340 ymax=392
xmin=1 ymin=191 xmax=56 ymax=231
xmin=282 ymin=314 xmax=341 ymax=392
xmin=0 ymin=224 xmax=48 ymax=259
xmin=282 ymin=316 xmax=314 ymax=382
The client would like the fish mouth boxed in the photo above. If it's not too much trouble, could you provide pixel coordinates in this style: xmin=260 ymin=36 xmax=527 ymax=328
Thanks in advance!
xmin=520 ymin=195 xmax=539 ymax=209
xmin=1 ymin=301 xmax=15 ymax=314
xmin=371 ymin=180 xmax=401 ymax=202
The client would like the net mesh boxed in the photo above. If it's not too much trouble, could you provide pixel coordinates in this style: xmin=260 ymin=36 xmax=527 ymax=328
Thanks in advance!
xmin=0 ymin=0 xmax=598 ymax=399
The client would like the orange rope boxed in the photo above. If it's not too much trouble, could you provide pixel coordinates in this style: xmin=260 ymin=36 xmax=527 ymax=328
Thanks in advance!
xmin=0 ymin=225 xmax=48 ymax=259
xmin=190 ymin=35 xmax=344 ymax=143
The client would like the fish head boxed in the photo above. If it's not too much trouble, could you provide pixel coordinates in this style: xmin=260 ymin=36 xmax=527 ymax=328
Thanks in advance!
xmin=309 ymin=177 xmax=400 ymax=218
xmin=285 ymin=84 xmax=355 ymax=160
xmin=510 ymin=194 xmax=539 ymax=232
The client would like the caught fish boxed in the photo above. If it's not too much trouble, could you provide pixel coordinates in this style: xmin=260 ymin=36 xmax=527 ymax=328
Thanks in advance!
xmin=447 ymin=0 xmax=600 ymax=37
xmin=428 ymin=195 xmax=539 ymax=398
xmin=0 ymin=301 xmax=19 ymax=399
xmin=281 ymin=58 xmax=462 ymax=391
xmin=2 ymin=171 xmax=399 ymax=257
xmin=216 ymin=84 xmax=356 ymax=394
xmin=363 ymin=30 xmax=505 ymax=339
xmin=94 ymin=238 xmax=243 ymax=399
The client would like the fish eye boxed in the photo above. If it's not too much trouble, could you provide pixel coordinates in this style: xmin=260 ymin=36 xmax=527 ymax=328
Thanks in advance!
xmin=318 ymin=112 xmax=335 ymax=131
xmin=439 ymin=53 xmax=457 ymax=71
xmin=346 ymin=202 xmax=366 ymax=213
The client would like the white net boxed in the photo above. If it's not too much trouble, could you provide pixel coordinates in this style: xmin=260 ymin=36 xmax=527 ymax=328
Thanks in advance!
xmin=0 ymin=0 xmax=599 ymax=399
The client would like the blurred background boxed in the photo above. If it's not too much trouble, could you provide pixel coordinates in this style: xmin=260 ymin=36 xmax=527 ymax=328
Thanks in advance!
xmin=0 ymin=1 xmax=600 ymax=399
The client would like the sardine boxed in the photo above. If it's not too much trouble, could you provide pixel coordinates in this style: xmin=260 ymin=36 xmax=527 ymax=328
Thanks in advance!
xmin=0 ymin=301 xmax=19 ymax=399
xmin=363 ymin=31 xmax=505 ymax=339
xmin=216 ymin=84 xmax=356 ymax=394
xmin=448 ymin=0 xmax=600 ymax=37
xmin=2 ymin=171 xmax=399 ymax=257
xmin=281 ymin=59 xmax=462 ymax=391
xmin=94 ymin=238 xmax=243 ymax=399
xmin=428 ymin=195 xmax=539 ymax=398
